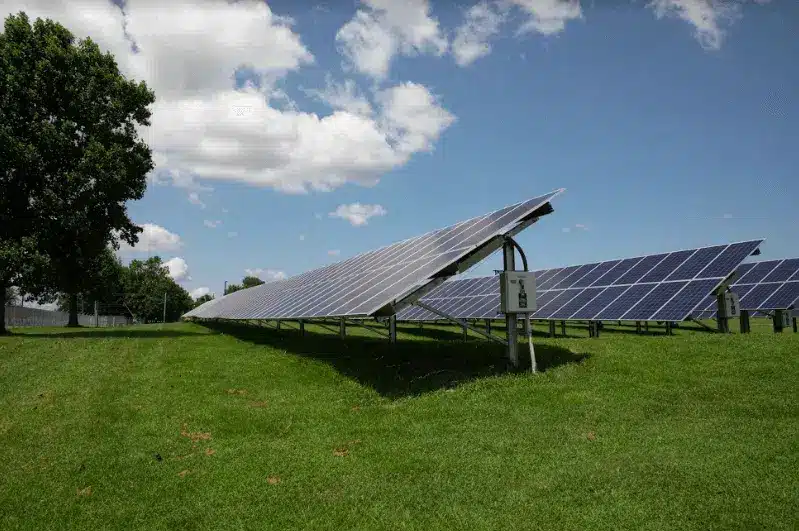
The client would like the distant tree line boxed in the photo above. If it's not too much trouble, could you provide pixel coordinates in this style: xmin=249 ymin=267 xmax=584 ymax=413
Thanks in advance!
xmin=0 ymin=12 xmax=193 ymax=333
xmin=224 ymin=276 xmax=265 ymax=295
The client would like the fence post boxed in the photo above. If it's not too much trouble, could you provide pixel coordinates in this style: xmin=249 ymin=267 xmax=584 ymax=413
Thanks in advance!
xmin=94 ymin=301 xmax=99 ymax=327
xmin=163 ymin=292 xmax=167 ymax=324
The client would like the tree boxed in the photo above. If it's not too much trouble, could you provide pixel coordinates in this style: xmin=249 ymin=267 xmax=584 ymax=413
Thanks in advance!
xmin=242 ymin=276 xmax=265 ymax=289
xmin=4 ymin=286 xmax=16 ymax=306
xmin=0 ymin=12 xmax=154 ymax=327
xmin=121 ymin=257 xmax=192 ymax=323
xmin=51 ymin=247 xmax=124 ymax=315
xmin=193 ymin=293 xmax=214 ymax=308
xmin=225 ymin=283 xmax=243 ymax=295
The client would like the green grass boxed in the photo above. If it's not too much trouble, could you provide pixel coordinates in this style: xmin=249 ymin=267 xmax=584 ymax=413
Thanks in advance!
xmin=0 ymin=320 xmax=796 ymax=530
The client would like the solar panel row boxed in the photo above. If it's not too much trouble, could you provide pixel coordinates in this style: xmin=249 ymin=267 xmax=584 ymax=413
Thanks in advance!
xmin=184 ymin=190 xmax=563 ymax=321
xmin=397 ymin=240 xmax=763 ymax=323
xmin=694 ymin=259 xmax=799 ymax=318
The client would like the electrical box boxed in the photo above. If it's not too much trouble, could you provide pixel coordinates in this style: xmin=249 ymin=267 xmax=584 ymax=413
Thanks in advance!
xmin=500 ymin=272 xmax=536 ymax=314
xmin=779 ymin=310 xmax=791 ymax=328
xmin=720 ymin=292 xmax=740 ymax=319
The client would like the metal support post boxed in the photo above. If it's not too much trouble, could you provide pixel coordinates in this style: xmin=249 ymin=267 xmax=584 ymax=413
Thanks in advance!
xmin=549 ymin=320 xmax=556 ymax=338
xmin=793 ymin=316 xmax=797 ymax=334
xmin=94 ymin=300 xmax=99 ymax=328
xmin=636 ymin=321 xmax=642 ymax=334
xmin=739 ymin=310 xmax=750 ymax=334
xmin=340 ymin=318 xmax=346 ymax=338
xmin=773 ymin=310 xmax=785 ymax=333
xmin=162 ymin=292 xmax=167 ymax=324
xmin=503 ymin=240 xmax=518 ymax=367
xmin=645 ymin=322 xmax=649 ymax=333
xmin=665 ymin=321 xmax=673 ymax=336
xmin=299 ymin=320 xmax=305 ymax=336
xmin=276 ymin=320 xmax=281 ymax=331
xmin=462 ymin=324 xmax=468 ymax=341
xmin=560 ymin=320 xmax=566 ymax=337
xmin=388 ymin=315 xmax=397 ymax=344
xmin=716 ymin=293 xmax=730 ymax=334
xmin=485 ymin=319 xmax=492 ymax=335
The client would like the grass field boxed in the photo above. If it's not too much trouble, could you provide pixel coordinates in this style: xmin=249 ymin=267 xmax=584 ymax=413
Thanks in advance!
xmin=0 ymin=319 xmax=797 ymax=530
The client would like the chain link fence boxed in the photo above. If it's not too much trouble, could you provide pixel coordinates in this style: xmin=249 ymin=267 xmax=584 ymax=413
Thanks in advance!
xmin=4 ymin=305 xmax=131 ymax=328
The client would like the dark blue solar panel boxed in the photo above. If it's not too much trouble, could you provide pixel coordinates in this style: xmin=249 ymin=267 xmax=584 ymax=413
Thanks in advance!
xmin=571 ymin=286 xmax=629 ymax=320
xmin=639 ymin=250 xmax=695 ymax=283
xmin=650 ymin=279 xmax=719 ymax=321
xmin=533 ymin=290 xmax=559 ymax=309
xmin=591 ymin=257 xmax=643 ymax=286
xmin=621 ymin=282 xmax=688 ymax=321
xmin=731 ymin=263 xmax=755 ymax=285
xmin=572 ymin=261 xmax=619 ymax=287
xmin=613 ymin=254 xmax=668 ymax=285
xmin=761 ymin=259 xmax=799 ymax=283
xmin=666 ymin=246 xmax=725 ymax=281
xmin=595 ymin=284 xmax=657 ymax=320
xmin=533 ymin=268 xmax=559 ymax=285
xmin=761 ymin=282 xmax=799 ymax=309
xmin=551 ymin=264 xmax=598 ymax=290
xmin=739 ymin=283 xmax=782 ymax=310
xmin=538 ymin=266 xmax=580 ymax=290
xmin=549 ymin=288 xmax=604 ymax=319
xmin=735 ymin=261 xmax=781 ymax=285
xmin=474 ymin=295 xmax=501 ymax=318
xmin=536 ymin=289 xmax=582 ymax=318
xmin=700 ymin=242 xmax=762 ymax=279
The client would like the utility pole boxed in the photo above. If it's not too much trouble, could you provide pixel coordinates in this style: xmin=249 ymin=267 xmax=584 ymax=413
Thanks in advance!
xmin=163 ymin=292 xmax=167 ymax=324
xmin=94 ymin=300 xmax=99 ymax=327
xmin=224 ymin=281 xmax=228 ymax=296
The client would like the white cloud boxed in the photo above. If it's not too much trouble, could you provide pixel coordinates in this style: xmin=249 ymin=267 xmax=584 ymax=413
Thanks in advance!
xmin=244 ymin=268 xmax=288 ymax=282
xmin=509 ymin=0 xmax=583 ymax=36
xmin=575 ymin=223 xmax=588 ymax=230
xmin=227 ymin=231 xmax=238 ymax=238
xmin=304 ymin=77 xmax=373 ymax=116
xmin=315 ymin=213 xmax=324 ymax=220
xmin=299 ymin=234 xmax=306 ymax=241
xmin=164 ymin=257 xmax=191 ymax=282
xmin=452 ymin=1 xmax=507 ymax=66
xmin=203 ymin=220 xmax=222 ymax=229
xmin=329 ymin=203 xmax=388 ymax=226
xmin=328 ymin=249 xmax=341 ymax=256
xmin=336 ymin=0 xmax=448 ymax=80
xmin=646 ymin=0 xmax=747 ymax=50
xmin=190 ymin=287 xmax=213 ymax=299
xmin=117 ymin=223 xmax=183 ymax=253
xmin=1 ymin=1 xmax=455 ymax=197
xmin=188 ymin=192 xmax=206 ymax=209
xmin=378 ymin=82 xmax=456 ymax=154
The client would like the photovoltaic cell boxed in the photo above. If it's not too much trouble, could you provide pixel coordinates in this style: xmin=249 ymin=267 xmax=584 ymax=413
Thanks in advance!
xmin=185 ymin=190 xmax=563 ymax=320
xmin=396 ymin=240 xmax=763 ymax=322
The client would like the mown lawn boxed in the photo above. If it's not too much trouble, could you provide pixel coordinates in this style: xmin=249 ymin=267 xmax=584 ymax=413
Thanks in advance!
xmin=0 ymin=320 xmax=796 ymax=530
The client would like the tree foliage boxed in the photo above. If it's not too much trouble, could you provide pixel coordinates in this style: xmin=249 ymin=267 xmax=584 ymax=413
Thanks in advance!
xmin=0 ymin=12 xmax=154 ymax=328
xmin=120 ymin=257 xmax=193 ymax=323
xmin=193 ymin=294 xmax=214 ymax=308
xmin=242 ymin=276 xmax=265 ymax=289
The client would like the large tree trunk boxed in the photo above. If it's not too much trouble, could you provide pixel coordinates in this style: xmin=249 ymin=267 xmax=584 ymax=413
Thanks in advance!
xmin=67 ymin=293 xmax=80 ymax=327
xmin=0 ymin=296 xmax=7 ymax=335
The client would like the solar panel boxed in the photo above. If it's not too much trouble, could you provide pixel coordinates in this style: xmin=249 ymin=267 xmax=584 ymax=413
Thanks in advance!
xmin=695 ymin=258 xmax=799 ymax=318
xmin=396 ymin=240 xmax=763 ymax=322
xmin=184 ymin=190 xmax=564 ymax=321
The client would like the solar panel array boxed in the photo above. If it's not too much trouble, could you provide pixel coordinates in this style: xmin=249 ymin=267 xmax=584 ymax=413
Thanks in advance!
xmin=397 ymin=240 xmax=763 ymax=323
xmin=184 ymin=190 xmax=563 ymax=321
xmin=695 ymin=258 xmax=799 ymax=318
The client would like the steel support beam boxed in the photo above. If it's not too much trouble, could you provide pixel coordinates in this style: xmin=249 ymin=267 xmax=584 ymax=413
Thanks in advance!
xmin=794 ymin=316 xmax=798 ymax=334
xmin=739 ymin=310 xmax=751 ymax=334
xmin=549 ymin=320 xmax=556 ymax=338
xmin=415 ymin=301 xmax=508 ymax=346
xmin=561 ymin=320 xmax=566 ymax=336
xmin=299 ymin=320 xmax=305 ymax=336
xmin=773 ymin=310 xmax=785 ymax=333
xmin=636 ymin=321 xmax=642 ymax=334
xmin=485 ymin=319 xmax=492 ymax=335
xmin=339 ymin=318 xmax=346 ymax=338
xmin=388 ymin=315 xmax=397 ymax=344
xmin=503 ymin=241 xmax=518 ymax=367
xmin=342 ymin=318 xmax=390 ymax=339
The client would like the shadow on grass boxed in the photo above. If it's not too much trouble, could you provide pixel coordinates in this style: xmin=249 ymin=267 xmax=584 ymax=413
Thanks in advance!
xmin=10 ymin=328 xmax=210 ymax=339
xmin=202 ymin=321 xmax=590 ymax=399
xmin=397 ymin=324 xmax=586 ymax=341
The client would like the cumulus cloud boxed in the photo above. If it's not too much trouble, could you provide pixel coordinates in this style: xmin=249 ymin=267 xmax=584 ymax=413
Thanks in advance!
xmin=336 ymin=0 xmax=448 ymax=80
xmin=509 ymin=0 xmax=583 ymax=35
xmin=244 ymin=268 xmax=288 ymax=282
xmin=329 ymin=203 xmax=388 ymax=226
xmin=452 ymin=1 xmax=507 ymax=66
xmin=646 ymin=0 xmax=755 ymax=50
xmin=190 ymin=287 xmax=212 ymax=299
xmin=203 ymin=220 xmax=222 ymax=229
xmin=164 ymin=257 xmax=191 ymax=282
xmin=1 ymin=1 xmax=456 ymax=198
xmin=117 ymin=223 xmax=182 ymax=253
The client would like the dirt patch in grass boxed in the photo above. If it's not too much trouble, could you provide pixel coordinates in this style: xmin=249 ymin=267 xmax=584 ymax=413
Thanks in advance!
xmin=225 ymin=389 xmax=247 ymax=396
xmin=267 ymin=476 xmax=281 ymax=485
xmin=249 ymin=400 xmax=268 ymax=408
xmin=178 ymin=470 xmax=190 ymax=478
xmin=205 ymin=448 xmax=216 ymax=456
xmin=180 ymin=424 xmax=211 ymax=443
xmin=76 ymin=486 xmax=92 ymax=497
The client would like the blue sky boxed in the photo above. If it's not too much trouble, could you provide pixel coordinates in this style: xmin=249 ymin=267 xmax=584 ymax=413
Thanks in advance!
xmin=6 ymin=0 xmax=796 ymax=299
